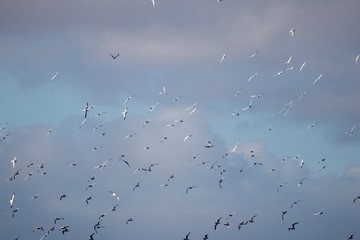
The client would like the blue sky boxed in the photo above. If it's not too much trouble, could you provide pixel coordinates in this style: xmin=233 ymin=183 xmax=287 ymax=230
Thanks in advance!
xmin=1 ymin=0 xmax=360 ymax=239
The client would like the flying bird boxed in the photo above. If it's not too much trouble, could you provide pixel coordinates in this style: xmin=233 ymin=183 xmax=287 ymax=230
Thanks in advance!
xmin=356 ymin=55 xmax=360 ymax=64
xmin=150 ymin=0 xmax=156 ymax=8
xmin=220 ymin=53 xmax=227 ymax=63
xmin=353 ymin=196 xmax=360 ymax=203
xmin=10 ymin=157 xmax=17 ymax=168
xmin=59 ymin=194 xmax=67 ymax=201
xmin=83 ymin=102 xmax=94 ymax=119
xmin=183 ymin=232 xmax=191 ymax=240
xmin=108 ymin=191 xmax=120 ymax=201
xmin=110 ymin=53 xmax=120 ymax=59
xmin=346 ymin=125 xmax=356 ymax=137
xmin=122 ymin=107 xmax=128 ymax=120
xmin=186 ymin=185 xmax=198 ymax=194
xmin=51 ymin=72 xmax=59 ymax=80
xmin=281 ymin=211 xmax=287 ymax=220
xmin=313 ymin=208 xmax=325 ymax=215
xmin=159 ymin=86 xmax=167 ymax=95
xmin=288 ymin=222 xmax=299 ymax=231
xmin=126 ymin=217 xmax=134 ymax=224
xmin=284 ymin=55 xmax=292 ymax=65
xmin=110 ymin=203 xmax=119 ymax=211
xmin=298 ymin=177 xmax=306 ymax=187
xmin=10 ymin=192 xmax=15 ymax=208
xmin=289 ymin=28 xmax=295 ymax=37
xmin=133 ymin=181 xmax=143 ymax=191
xmin=313 ymin=73 xmax=323 ymax=84
xmin=214 ymin=217 xmax=222 ymax=230
xmin=348 ymin=232 xmax=356 ymax=240
xmin=299 ymin=60 xmax=307 ymax=72
xmin=248 ymin=51 xmax=259 ymax=58
xmin=123 ymin=95 xmax=136 ymax=105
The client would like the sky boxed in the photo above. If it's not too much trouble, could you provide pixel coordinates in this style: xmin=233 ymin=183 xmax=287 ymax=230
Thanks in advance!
xmin=1 ymin=0 xmax=360 ymax=239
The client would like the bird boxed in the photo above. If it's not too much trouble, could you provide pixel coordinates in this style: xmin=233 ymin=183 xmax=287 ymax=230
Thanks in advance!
xmin=184 ymin=135 xmax=193 ymax=142
xmin=289 ymin=28 xmax=295 ymax=37
xmin=249 ymin=214 xmax=257 ymax=223
xmin=203 ymin=233 xmax=209 ymax=240
xmin=288 ymin=222 xmax=299 ymax=231
xmin=298 ymin=92 xmax=306 ymax=101
xmin=120 ymin=159 xmax=130 ymax=168
xmin=220 ymin=53 xmax=227 ymax=63
xmin=284 ymin=55 xmax=292 ymax=65
xmin=204 ymin=140 xmax=215 ymax=148
xmin=248 ymin=51 xmax=259 ymax=58
xmin=313 ymin=208 xmax=325 ymax=215
xmin=59 ymin=226 xmax=70 ymax=234
xmin=108 ymin=191 xmax=120 ymax=201
xmin=242 ymin=97 xmax=253 ymax=110
xmin=346 ymin=125 xmax=356 ymax=137
xmin=148 ymin=102 xmax=160 ymax=112
xmin=184 ymin=232 xmax=191 ymax=240
xmin=299 ymin=60 xmax=308 ymax=72
xmin=291 ymin=200 xmax=302 ymax=208
xmin=248 ymin=72 xmax=258 ymax=81
xmin=59 ymin=194 xmax=67 ymax=201
xmin=306 ymin=122 xmax=319 ymax=129
xmin=298 ymin=177 xmax=306 ymax=187
xmin=54 ymin=217 xmax=65 ymax=224
xmin=110 ymin=204 xmax=119 ymax=211
xmin=126 ymin=217 xmax=134 ymax=224
xmin=122 ymin=107 xmax=128 ymax=120
xmin=51 ymin=72 xmax=59 ymax=80
xmin=186 ymin=185 xmax=198 ymax=194
xmin=313 ymin=73 xmax=323 ymax=84
xmin=159 ymin=86 xmax=167 ymax=95
xmin=348 ymin=232 xmax=356 ymax=240
xmin=150 ymin=0 xmax=156 ymax=8
xmin=353 ymin=196 xmax=360 ymax=203
xmin=281 ymin=211 xmax=287 ymax=220
xmin=214 ymin=217 xmax=222 ymax=230
xmin=123 ymin=95 xmax=136 ymax=105
xmin=86 ymin=196 xmax=93 ymax=204
xmin=12 ymin=208 xmax=20 ymax=218
xmin=133 ymin=181 xmax=143 ymax=191
xmin=230 ymin=142 xmax=238 ymax=153
xmin=10 ymin=192 xmax=15 ymax=208
xmin=89 ymin=233 xmax=96 ymax=240
xmin=10 ymin=157 xmax=17 ymax=168
xmin=110 ymin=53 xmax=120 ymax=59
xmin=83 ymin=102 xmax=94 ymax=119
xmin=356 ymin=55 xmax=360 ymax=64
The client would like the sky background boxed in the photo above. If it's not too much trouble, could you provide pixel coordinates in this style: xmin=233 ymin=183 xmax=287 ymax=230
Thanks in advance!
xmin=1 ymin=0 xmax=360 ymax=239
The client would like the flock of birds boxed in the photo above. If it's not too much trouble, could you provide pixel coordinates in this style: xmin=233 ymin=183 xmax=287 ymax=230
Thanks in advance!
xmin=1 ymin=1 xmax=360 ymax=240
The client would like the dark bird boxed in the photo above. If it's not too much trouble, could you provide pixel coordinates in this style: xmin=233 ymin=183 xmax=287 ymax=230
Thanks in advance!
xmin=120 ymin=159 xmax=131 ymax=168
xmin=89 ymin=233 xmax=96 ymax=240
xmin=126 ymin=217 xmax=134 ymax=224
xmin=59 ymin=194 xmax=67 ymax=201
xmin=186 ymin=185 xmax=198 ymax=194
xmin=290 ymin=199 xmax=302 ymax=208
xmin=59 ymin=226 xmax=69 ymax=234
xmin=348 ymin=232 xmax=356 ymax=240
xmin=110 ymin=203 xmax=119 ymax=211
xmin=288 ymin=222 xmax=299 ymax=231
xmin=353 ymin=196 xmax=360 ymax=203
xmin=86 ymin=196 xmax=93 ymax=204
xmin=184 ymin=232 xmax=191 ymax=240
xmin=110 ymin=53 xmax=120 ymax=59
xmin=12 ymin=208 xmax=20 ymax=218
xmin=54 ymin=217 xmax=64 ymax=224
xmin=203 ymin=233 xmax=209 ymax=240
xmin=133 ymin=181 xmax=143 ymax=191
xmin=281 ymin=211 xmax=287 ymax=221
xmin=249 ymin=214 xmax=257 ymax=223
xmin=214 ymin=217 xmax=222 ymax=230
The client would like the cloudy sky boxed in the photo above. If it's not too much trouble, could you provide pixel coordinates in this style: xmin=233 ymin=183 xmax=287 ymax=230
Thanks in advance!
xmin=1 ymin=0 xmax=360 ymax=239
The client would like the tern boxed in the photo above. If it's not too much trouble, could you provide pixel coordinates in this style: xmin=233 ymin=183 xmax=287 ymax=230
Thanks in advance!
xmin=184 ymin=232 xmax=191 ymax=240
xmin=126 ymin=217 xmax=134 ymax=224
xmin=242 ymin=97 xmax=253 ymax=110
xmin=346 ymin=125 xmax=356 ymax=137
xmin=348 ymin=232 xmax=356 ymax=240
xmin=151 ymin=0 xmax=156 ymax=7
xmin=186 ymin=185 xmax=198 ymax=194
xmin=284 ymin=55 xmax=292 ymax=65
xmin=353 ymin=196 xmax=360 ymax=203
xmin=313 ymin=208 xmax=325 ymax=215
xmin=281 ymin=211 xmax=287 ymax=220
xmin=248 ymin=72 xmax=258 ymax=81
xmin=248 ymin=51 xmax=259 ymax=58
xmin=159 ymin=86 xmax=167 ymax=95
xmin=297 ymin=177 xmax=306 ymax=187
xmin=230 ymin=142 xmax=238 ymax=153
xmin=356 ymin=55 xmax=360 ymax=64
xmin=83 ymin=102 xmax=94 ymax=119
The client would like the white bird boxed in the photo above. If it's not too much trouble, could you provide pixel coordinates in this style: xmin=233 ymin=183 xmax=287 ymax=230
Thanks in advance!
xmin=297 ymin=177 xmax=306 ymax=187
xmin=220 ymin=53 xmax=227 ymax=63
xmin=284 ymin=55 xmax=292 ymax=65
xmin=185 ymin=102 xmax=198 ymax=112
xmin=150 ymin=0 xmax=155 ymax=7
xmin=184 ymin=135 xmax=193 ymax=142
xmin=248 ymin=72 xmax=258 ymax=81
xmin=299 ymin=60 xmax=307 ymax=72
xmin=346 ymin=124 xmax=356 ymax=137
xmin=313 ymin=73 xmax=323 ymax=84
xmin=298 ymin=92 xmax=306 ymax=101
xmin=242 ymin=97 xmax=253 ymax=110
xmin=108 ymin=191 xmax=120 ymax=201
xmin=356 ymin=55 xmax=360 ymax=64
xmin=83 ymin=102 xmax=94 ymax=119
xmin=10 ymin=192 xmax=15 ymax=208
xmin=51 ymin=72 xmax=59 ymax=80
xmin=306 ymin=122 xmax=319 ymax=129
xmin=313 ymin=208 xmax=325 ymax=216
xmin=289 ymin=28 xmax=295 ymax=37
xmin=300 ymin=159 xmax=304 ymax=168
xmin=10 ymin=157 xmax=17 ymax=168
xmin=148 ymin=102 xmax=159 ymax=112
xmin=230 ymin=142 xmax=238 ymax=153
xmin=123 ymin=95 xmax=136 ymax=105
xmin=159 ymin=86 xmax=167 ymax=95
xmin=122 ymin=107 xmax=128 ymax=120
xmin=248 ymin=51 xmax=259 ymax=58
xmin=273 ymin=69 xmax=284 ymax=78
